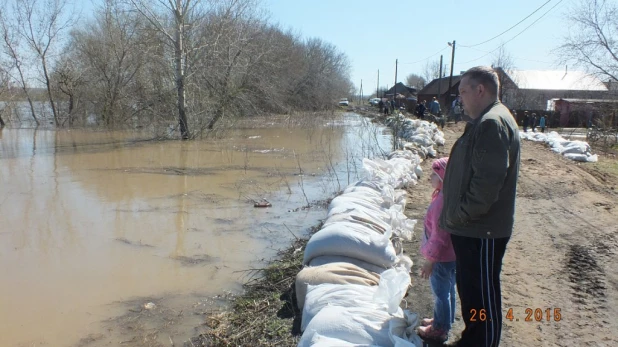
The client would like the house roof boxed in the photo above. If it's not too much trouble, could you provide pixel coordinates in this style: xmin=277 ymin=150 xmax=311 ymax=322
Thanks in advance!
xmin=550 ymin=98 xmax=618 ymax=103
xmin=385 ymin=82 xmax=416 ymax=96
xmin=418 ymin=75 xmax=462 ymax=95
xmin=504 ymin=70 xmax=608 ymax=91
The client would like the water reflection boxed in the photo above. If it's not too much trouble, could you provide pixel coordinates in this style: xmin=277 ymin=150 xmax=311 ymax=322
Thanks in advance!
xmin=0 ymin=113 xmax=392 ymax=346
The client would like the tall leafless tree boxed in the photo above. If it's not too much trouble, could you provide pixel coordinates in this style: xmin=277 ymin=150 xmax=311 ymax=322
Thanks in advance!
xmin=557 ymin=0 xmax=618 ymax=83
xmin=405 ymin=73 xmax=426 ymax=89
xmin=128 ymin=0 xmax=204 ymax=139
xmin=422 ymin=59 xmax=442 ymax=84
xmin=0 ymin=8 xmax=39 ymax=124
xmin=13 ymin=0 xmax=73 ymax=126
xmin=491 ymin=45 xmax=515 ymax=101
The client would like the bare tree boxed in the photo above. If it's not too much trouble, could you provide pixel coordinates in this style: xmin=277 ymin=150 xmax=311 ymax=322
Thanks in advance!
xmin=491 ymin=45 xmax=515 ymax=101
xmin=0 ymin=9 xmax=39 ymax=124
xmin=51 ymin=53 xmax=84 ymax=125
xmin=12 ymin=0 xmax=73 ymax=126
xmin=405 ymin=73 xmax=426 ymax=89
xmin=423 ymin=59 xmax=442 ymax=84
xmin=557 ymin=0 xmax=618 ymax=83
xmin=70 ymin=0 xmax=148 ymax=125
xmin=128 ymin=0 xmax=206 ymax=139
xmin=0 ymin=65 xmax=9 ymax=126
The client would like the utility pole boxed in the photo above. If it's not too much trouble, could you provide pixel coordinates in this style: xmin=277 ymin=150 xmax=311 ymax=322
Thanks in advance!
xmin=437 ymin=55 xmax=443 ymax=106
xmin=359 ymin=79 xmax=364 ymax=105
xmin=377 ymin=69 xmax=380 ymax=98
xmin=394 ymin=59 xmax=398 ymax=105
xmin=447 ymin=40 xmax=456 ymax=110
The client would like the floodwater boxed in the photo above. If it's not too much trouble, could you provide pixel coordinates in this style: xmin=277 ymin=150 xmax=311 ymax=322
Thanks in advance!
xmin=0 ymin=113 xmax=392 ymax=347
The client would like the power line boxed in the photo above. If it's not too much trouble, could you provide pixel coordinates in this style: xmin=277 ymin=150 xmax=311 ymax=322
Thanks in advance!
xmin=456 ymin=0 xmax=564 ymax=66
xmin=399 ymin=46 xmax=450 ymax=65
xmin=461 ymin=46 xmax=553 ymax=65
xmin=460 ymin=0 xmax=552 ymax=48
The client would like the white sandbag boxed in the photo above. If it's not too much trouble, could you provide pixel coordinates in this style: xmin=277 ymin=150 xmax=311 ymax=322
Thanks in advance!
xmin=329 ymin=195 xmax=389 ymax=212
xmin=306 ymin=333 xmax=380 ymax=347
xmin=302 ymin=283 xmax=380 ymax=332
xmin=374 ymin=267 xmax=411 ymax=314
xmin=302 ymin=267 xmax=411 ymax=331
xmin=309 ymin=255 xmax=388 ymax=274
xmin=433 ymin=135 xmax=445 ymax=146
xmin=396 ymin=254 xmax=414 ymax=273
xmin=295 ymin=262 xmax=380 ymax=309
xmin=343 ymin=185 xmax=397 ymax=206
xmin=327 ymin=201 xmax=392 ymax=223
xmin=323 ymin=213 xmax=391 ymax=236
xmin=520 ymin=130 xmax=598 ymax=163
xmin=303 ymin=222 xmax=398 ymax=268
xmin=408 ymin=134 xmax=434 ymax=147
xmin=298 ymin=306 xmax=413 ymax=347
xmin=564 ymin=152 xmax=598 ymax=162
xmin=327 ymin=203 xmax=416 ymax=241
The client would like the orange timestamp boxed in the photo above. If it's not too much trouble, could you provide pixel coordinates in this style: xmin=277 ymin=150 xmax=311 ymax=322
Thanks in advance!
xmin=470 ymin=308 xmax=562 ymax=322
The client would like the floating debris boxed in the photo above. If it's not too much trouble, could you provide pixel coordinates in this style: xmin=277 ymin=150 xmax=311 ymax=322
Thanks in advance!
xmin=254 ymin=199 xmax=272 ymax=208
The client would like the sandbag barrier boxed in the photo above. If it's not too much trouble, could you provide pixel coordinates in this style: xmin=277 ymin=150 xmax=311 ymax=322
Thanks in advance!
xmin=295 ymin=145 xmax=427 ymax=346
xmin=519 ymin=130 xmax=598 ymax=162
xmin=385 ymin=113 xmax=446 ymax=160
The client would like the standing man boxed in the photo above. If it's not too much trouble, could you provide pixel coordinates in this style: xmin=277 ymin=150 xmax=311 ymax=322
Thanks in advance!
xmin=439 ymin=66 xmax=520 ymax=347
xmin=416 ymin=100 xmax=427 ymax=120
xmin=452 ymin=96 xmax=463 ymax=123
xmin=429 ymin=97 xmax=441 ymax=115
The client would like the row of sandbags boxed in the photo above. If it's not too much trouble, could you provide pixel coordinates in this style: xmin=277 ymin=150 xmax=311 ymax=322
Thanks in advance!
xmin=295 ymin=151 xmax=424 ymax=346
xmin=519 ymin=130 xmax=598 ymax=162
xmin=385 ymin=113 xmax=445 ymax=159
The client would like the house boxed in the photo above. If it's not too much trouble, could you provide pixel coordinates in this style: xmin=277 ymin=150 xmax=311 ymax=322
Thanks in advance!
xmin=417 ymin=75 xmax=462 ymax=110
xmin=383 ymin=82 xmax=417 ymax=111
xmin=551 ymin=98 xmax=618 ymax=128
xmin=497 ymin=69 xmax=610 ymax=111
xmin=383 ymin=82 xmax=417 ymax=98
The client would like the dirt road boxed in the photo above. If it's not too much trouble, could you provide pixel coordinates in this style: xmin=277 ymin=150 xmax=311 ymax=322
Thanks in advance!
xmin=404 ymin=122 xmax=618 ymax=346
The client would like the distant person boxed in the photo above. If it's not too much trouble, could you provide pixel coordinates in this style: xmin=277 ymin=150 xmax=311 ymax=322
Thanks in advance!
xmin=429 ymin=97 xmax=441 ymax=115
xmin=522 ymin=111 xmax=529 ymax=132
xmin=452 ymin=96 xmax=463 ymax=123
xmin=539 ymin=115 xmax=546 ymax=133
xmin=417 ymin=100 xmax=427 ymax=120
xmin=531 ymin=113 xmax=538 ymax=132
xmin=378 ymin=99 xmax=384 ymax=113
xmin=440 ymin=66 xmax=520 ymax=347
xmin=418 ymin=157 xmax=456 ymax=343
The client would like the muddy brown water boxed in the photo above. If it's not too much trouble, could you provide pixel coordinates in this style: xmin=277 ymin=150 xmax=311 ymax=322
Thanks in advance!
xmin=0 ymin=113 xmax=392 ymax=346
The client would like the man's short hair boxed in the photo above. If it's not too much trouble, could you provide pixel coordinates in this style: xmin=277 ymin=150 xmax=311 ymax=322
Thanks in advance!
xmin=462 ymin=66 xmax=500 ymax=96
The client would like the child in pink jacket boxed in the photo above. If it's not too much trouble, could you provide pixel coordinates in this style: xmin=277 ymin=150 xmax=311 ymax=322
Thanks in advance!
xmin=418 ymin=157 xmax=456 ymax=342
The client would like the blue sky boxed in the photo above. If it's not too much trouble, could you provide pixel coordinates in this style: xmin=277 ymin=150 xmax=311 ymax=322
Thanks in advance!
xmin=263 ymin=0 xmax=573 ymax=93
xmin=77 ymin=0 xmax=574 ymax=94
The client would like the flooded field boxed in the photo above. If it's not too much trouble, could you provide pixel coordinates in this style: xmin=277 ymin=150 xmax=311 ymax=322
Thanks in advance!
xmin=0 ymin=113 xmax=392 ymax=346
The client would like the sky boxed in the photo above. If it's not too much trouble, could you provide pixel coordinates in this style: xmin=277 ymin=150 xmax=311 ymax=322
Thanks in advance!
xmin=75 ymin=0 xmax=577 ymax=94
xmin=261 ymin=0 xmax=575 ymax=94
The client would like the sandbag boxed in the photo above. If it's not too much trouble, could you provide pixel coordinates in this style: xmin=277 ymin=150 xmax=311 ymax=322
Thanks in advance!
xmin=298 ymin=306 xmax=410 ymax=347
xmin=323 ymin=213 xmax=390 ymax=235
xmin=295 ymin=262 xmax=380 ymax=309
xmin=301 ymin=283 xmax=379 ymax=331
xmin=302 ymin=222 xmax=398 ymax=268
xmin=308 ymin=255 xmax=387 ymax=274
xmin=301 ymin=267 xmax=411 ymax=330
xmin=305 ymin=333 xmax=380 ymax=347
